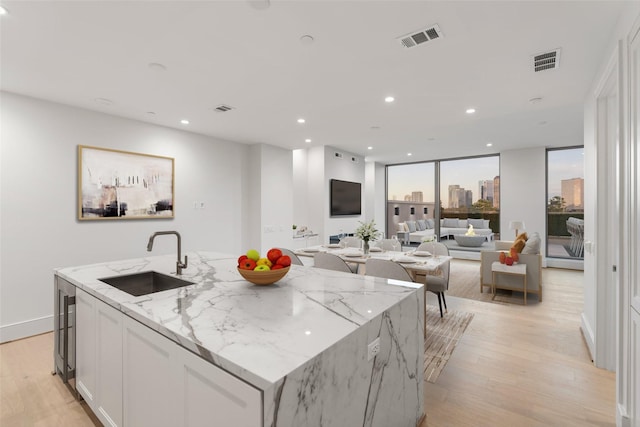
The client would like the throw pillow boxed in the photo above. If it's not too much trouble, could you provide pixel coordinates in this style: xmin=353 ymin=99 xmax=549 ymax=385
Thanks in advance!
xmin=406 ymin=221 xmax=417 ymax=232
xmin=511 ymin=238 xmax=526 ymax=253
xmin=397 ymin=223 xmax=405 ymax=232
xmin=468 ymin=218 xmax=484 ymax=229
xmin=483 ymin=219 xmax=490 ymax=229
xmin=521 ymin=233 xmax=541 ymax=254
xmin=416 ymin=219 xmax=427 ymax=231
xmin=516 ymin=232 xmax=528 ymax=242
xmin=442 ymin=218 xmax=459 ymax=228
xmin=426 ymin=219 xmax=435 ymax=229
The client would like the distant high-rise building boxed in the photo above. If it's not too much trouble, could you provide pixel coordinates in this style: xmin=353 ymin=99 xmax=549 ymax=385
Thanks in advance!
xmin=448 ymin=185 xmax=461 ymax=208
xmin=493 ymin=176 xmax=500 ymax=208
xmin=478 ymin=180 xmax=494 ymax=203
xmin=561 ymin=177 xmax=584 ymax=210
xmin=465 ymin=190 xmax=473 ymax=207
xmin=411 ymin=191 xmax=423 ymax=202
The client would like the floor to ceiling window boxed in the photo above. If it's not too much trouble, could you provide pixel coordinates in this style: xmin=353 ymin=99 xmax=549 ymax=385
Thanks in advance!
xmin=439 ymin=156 xmax=500 ymax=237
xmin=386 ymin=162 xmax=435 ymax=239
xmin=546 ymin=147 xmax=584 ymax=259
xmin=386 ymin=155 xmax=500 ymax=242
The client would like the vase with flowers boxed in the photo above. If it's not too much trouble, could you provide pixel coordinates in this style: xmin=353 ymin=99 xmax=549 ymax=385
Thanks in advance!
xmin=355 ymin=220 xmax=381 ymax=254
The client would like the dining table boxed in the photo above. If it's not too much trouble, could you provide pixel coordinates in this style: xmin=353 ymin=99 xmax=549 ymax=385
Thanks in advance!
xmin=294 ymin=245 xmax=452 ymax=280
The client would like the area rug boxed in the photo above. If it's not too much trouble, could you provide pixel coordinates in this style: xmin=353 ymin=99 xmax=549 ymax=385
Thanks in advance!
xmin=424 ymin=305 xmax=474 ymax=383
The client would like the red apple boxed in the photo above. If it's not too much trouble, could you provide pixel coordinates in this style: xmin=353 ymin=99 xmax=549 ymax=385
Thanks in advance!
xmin=276 ymin=255 xmax=291 ymax=267
xmin=238 ymin=255 xmax=248 ymax=266
xmin=267 ymin=248 xmax=283 ymax=263
xmin=505 ymin=256 xmax=514 ymax=266
xmin=239 ymin=259 xmax=257 ymax=270
xmin=271 ymin=264 xmax=284 ymax=270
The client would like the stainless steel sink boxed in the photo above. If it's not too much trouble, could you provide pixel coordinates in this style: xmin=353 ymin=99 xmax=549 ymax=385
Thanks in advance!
xmin=98 ymin=271 xmax=195 ymax=297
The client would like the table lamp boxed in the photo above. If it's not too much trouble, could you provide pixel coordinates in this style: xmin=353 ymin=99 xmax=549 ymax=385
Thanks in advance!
xmin=509 ymin=221 xmax=525 ymax=238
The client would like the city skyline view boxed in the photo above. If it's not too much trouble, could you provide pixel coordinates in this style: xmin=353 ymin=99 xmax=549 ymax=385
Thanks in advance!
xmin=388 ymin=150 xmax=584 ymax=210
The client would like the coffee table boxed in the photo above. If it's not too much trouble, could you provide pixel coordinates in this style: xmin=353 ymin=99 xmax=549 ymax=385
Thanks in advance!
xmin=453 ymin=234 xmax=486 ymax=247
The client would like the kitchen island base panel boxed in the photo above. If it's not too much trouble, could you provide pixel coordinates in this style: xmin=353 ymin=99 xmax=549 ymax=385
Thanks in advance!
xmin=264 ymin=288 xmax=424 ymax=427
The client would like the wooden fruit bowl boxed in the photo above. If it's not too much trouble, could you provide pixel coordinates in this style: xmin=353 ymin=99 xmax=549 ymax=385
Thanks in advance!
xmin=237 ymin=266 xmax=290 ymax=285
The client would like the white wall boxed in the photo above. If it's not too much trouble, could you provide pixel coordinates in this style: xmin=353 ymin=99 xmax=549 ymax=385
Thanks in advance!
xmin=0 ymin=92 xmax=260 ymax=342
xmin=499 ymin=147 xmax=547 ymax=261
xmin=365 ymin=161 xmax=387 ymax=237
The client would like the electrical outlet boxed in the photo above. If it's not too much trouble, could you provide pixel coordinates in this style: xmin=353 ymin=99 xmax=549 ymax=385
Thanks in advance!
xmin=367 ymin=337 xmax=380 ymax=361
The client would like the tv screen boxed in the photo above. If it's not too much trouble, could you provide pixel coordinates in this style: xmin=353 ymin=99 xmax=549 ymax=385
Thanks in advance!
xmin=330 ymin=179 xmax=361 ymax=216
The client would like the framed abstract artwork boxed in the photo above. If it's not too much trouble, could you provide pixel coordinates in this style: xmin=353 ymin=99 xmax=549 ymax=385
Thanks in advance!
xmin=78 ymin=145 xmax=174 ymax=220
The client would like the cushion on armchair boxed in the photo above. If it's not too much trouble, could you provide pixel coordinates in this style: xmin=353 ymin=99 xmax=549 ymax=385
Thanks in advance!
xmin=416 ymin=219 xmax=427 ymax=230
xmin=426 ymin=219 xmax=435 ymax=229
xmin=521 ymin=233 xmax=541 ymax=254
xmin=516 ymin=232 xmax=528 ymax=242
xmin=406 ymin=221 xmax=417 ymax=232
xmin=511 ymin=238 xmax=526 ymax=253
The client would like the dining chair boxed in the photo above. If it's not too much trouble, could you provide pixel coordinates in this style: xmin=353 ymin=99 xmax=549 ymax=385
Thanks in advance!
xmin=415 ymin=241 xmax=436 ymax=252
xmin=340 ymin=236 xmax=362 ymax=248
xmin=364 ymin=258 xmax=413 ymax=282
xmin=364 ymin=258 xmax=425 ymax=337
xmin=277 ymin=248 xmax=304 ymax=266
xmin=375 ymin=239 xmax=403 ymax=251
xmin=312 ymin=252 xmax=354 ymax=273
xmin=419 ymin=242 xmax=450 ymax=318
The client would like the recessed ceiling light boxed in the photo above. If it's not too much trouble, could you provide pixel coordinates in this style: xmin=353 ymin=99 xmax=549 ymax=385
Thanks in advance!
xmin=486 ymin=143 xmax=493 ymax=147
xmin=297 ymin=118 xmax=306 ymax=124
xmin=94 ymin=98 xmax=113 ymax=106
xmin=180 ymin=119 xmax=189 ymax=125
xmin=466 ymin=108 xmax=476 ymax=114
xmin=367 ymin=146 xmax=373 ymax=150
xmin=148 ymin=62 xmax=167 ymax=72
xmin=304 ymin=330 xmax=311 ymax=335
xmin=385 ymin=96 xmax=395 ymax=103
xmin=300 ymin=35 xmax=314 ymax=45
xmin=529 ymin=97 xmax=543 ymax=104
xmin=407 ymin=153 xmax=412 ymax=156
xmin=305 ymin=138 xmax=311 ymax=143
xmin=0 ymin=6 xmax=9 ymax=15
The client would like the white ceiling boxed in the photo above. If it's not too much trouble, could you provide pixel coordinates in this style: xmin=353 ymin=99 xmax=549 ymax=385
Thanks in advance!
xmin=0 ymin=1 xmax=627 ymax=165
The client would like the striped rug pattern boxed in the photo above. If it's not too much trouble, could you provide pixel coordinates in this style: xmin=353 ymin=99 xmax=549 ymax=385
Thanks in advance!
xmin=424 ymin=306 xmax=474 ymax=383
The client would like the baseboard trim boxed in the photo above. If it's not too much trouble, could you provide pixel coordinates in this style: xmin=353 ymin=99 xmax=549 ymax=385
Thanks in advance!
xmin=449 ymin=250 xmax=480 ymax=261
xmin=580 ymin=312 xmax=595 ymax=362
xmin=0 ymin=315 xmax=53 ymax=344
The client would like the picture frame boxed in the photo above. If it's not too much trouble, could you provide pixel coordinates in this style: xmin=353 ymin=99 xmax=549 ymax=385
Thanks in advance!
xmin=78 ymin=145 xmax=175 ymax=220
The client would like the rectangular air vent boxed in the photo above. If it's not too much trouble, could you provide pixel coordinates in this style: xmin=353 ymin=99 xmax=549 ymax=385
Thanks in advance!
xmin=533 ymin=49 xmax=561 ymax=72
xmin=397 ymin=24 xmax=444 ymax=49
xmin=213 ymin=104 xmax=234 ymax=112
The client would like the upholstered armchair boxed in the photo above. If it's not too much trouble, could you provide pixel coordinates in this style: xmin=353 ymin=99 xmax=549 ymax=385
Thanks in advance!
xmin=480 ymin=238 xmax=542 ymax=302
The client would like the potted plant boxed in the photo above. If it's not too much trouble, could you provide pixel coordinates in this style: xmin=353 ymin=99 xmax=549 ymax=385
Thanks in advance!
xmin=355 ymin=220 xmax=380 ymax=254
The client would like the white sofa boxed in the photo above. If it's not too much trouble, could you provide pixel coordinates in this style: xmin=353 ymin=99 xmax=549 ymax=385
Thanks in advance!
xmin=399 ymin=218 xmax=493 ymax=243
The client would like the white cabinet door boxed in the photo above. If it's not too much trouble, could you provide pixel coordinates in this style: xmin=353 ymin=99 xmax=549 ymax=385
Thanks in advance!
xmin=123 ymin=316 xmax=179 ymax=427
xmin=176 ymin=345 xmax=261 ymax=427
xmin=95 ymin=301 xmax=123 ymax=427
xmin=75 ymin=289 xmax=96 ymax=407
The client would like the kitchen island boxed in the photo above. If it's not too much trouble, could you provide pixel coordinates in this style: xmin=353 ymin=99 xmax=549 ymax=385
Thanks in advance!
xmin=55 ymin=252 xmax=424 ymax=427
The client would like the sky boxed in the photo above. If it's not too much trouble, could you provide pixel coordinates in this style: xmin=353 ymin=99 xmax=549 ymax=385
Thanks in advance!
xmin=387 ymin=149 xmax=584 ymax=206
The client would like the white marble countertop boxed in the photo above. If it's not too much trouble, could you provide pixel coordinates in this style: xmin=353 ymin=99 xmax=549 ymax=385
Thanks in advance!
xmin=55 ymin=251 xmax=422 ymax=390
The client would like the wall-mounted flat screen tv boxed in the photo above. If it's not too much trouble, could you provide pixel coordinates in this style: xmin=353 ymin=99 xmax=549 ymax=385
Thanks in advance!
xmin=330 ymin=179 xmax=361 ymax=216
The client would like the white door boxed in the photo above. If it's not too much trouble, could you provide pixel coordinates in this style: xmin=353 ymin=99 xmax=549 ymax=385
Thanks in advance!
xmin=627 ymin=17 xmax=640 ymax=427
xmin=75 ymin=289 xmax=96 ymax=407
xmin=95 ymin=301 xmax=123 ymax=427
xmin=122 ymin=316 xmax=179 ymax=427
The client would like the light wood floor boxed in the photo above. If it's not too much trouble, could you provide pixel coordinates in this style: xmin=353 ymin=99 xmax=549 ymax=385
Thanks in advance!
xmin=1 ymin=262 xmax=614 ymax=427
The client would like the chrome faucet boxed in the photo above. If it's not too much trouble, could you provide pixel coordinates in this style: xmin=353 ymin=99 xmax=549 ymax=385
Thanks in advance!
xmin=146 ymin=231 xmax=188 ymax=275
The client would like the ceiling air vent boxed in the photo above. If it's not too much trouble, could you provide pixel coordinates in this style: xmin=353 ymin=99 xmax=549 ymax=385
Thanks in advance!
xmin=533 ymin=49 xmax=561 ymax=72
xmin=396 ymin=24 xmax=444 ymax=49
xmin=213 ymin=104 xmax=234 ymax=112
